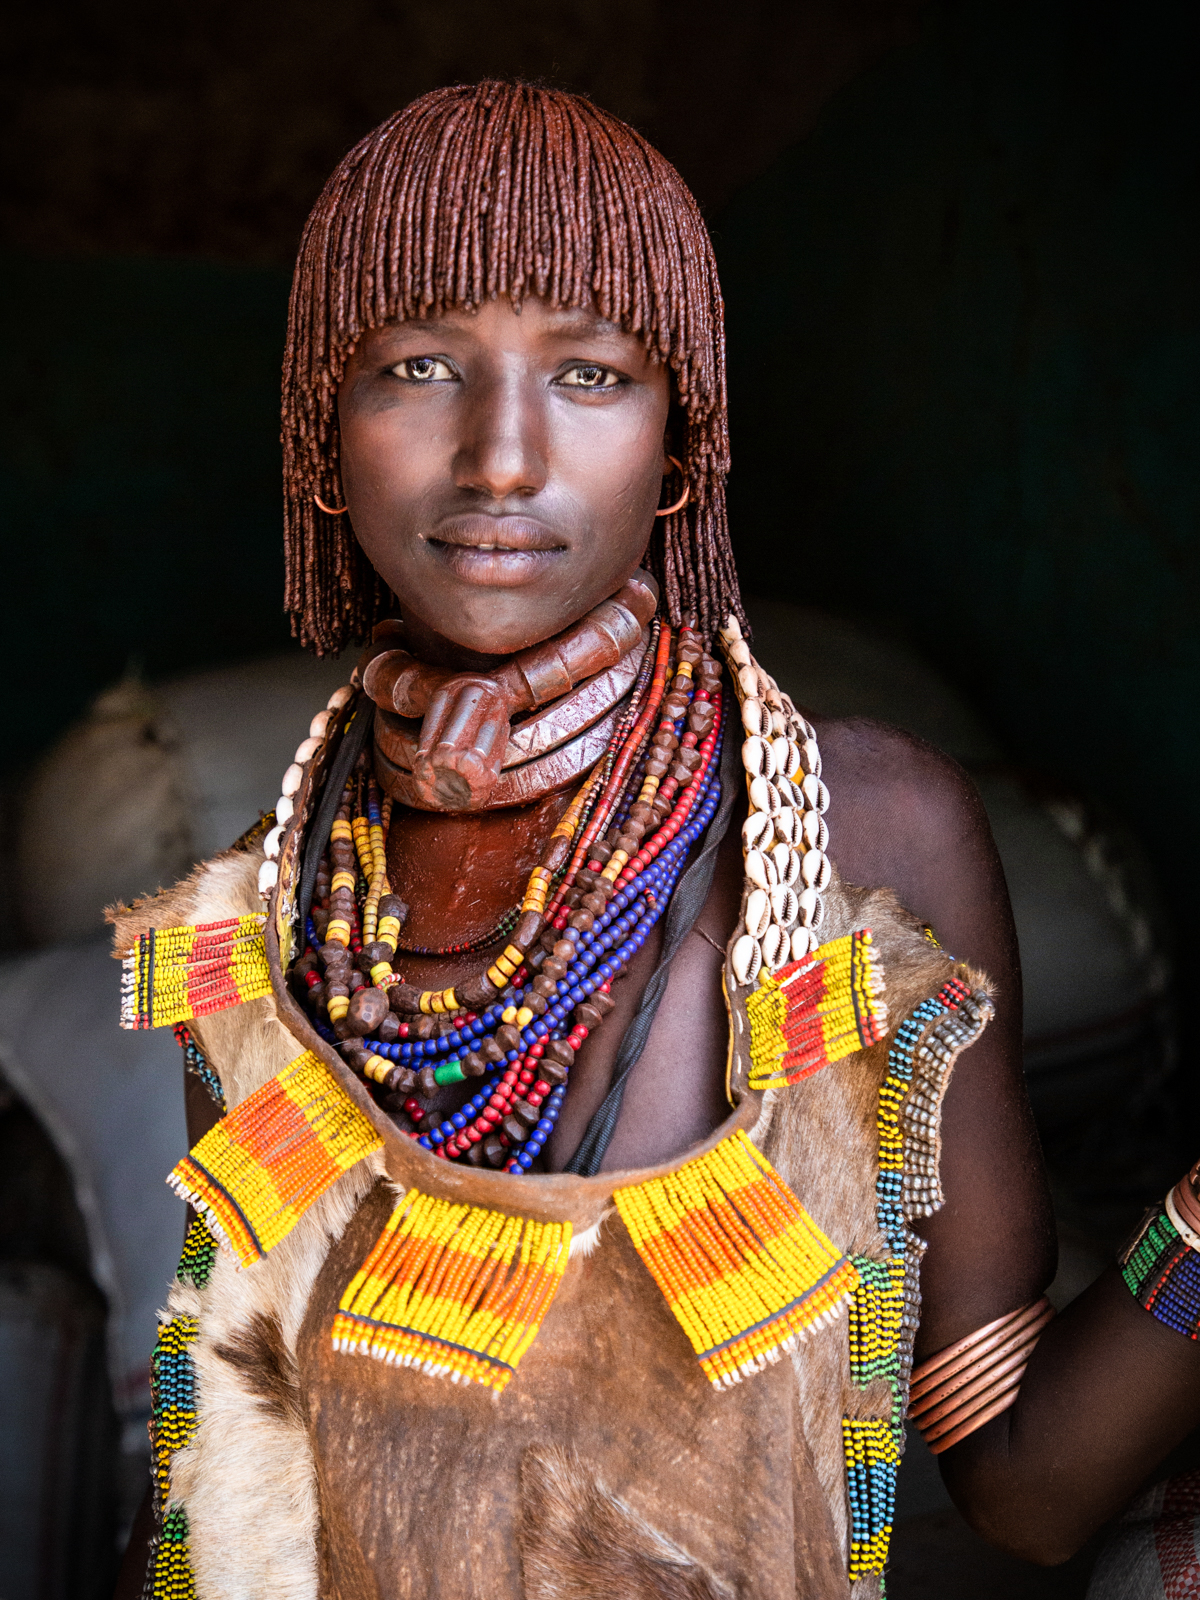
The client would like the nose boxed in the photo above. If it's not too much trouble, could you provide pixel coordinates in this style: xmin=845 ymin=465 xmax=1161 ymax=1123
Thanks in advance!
xmin=453 ymin=365 xmax=547 ymax=501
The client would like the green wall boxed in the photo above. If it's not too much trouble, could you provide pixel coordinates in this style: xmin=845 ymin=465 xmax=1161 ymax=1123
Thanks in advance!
xmin=1 ymin=0 xmax=1196 ymax=930
xmin=717 ymin=0 xmax=1198 ymax=928
xmin=0 ymin=252 xmax=293 ymax=763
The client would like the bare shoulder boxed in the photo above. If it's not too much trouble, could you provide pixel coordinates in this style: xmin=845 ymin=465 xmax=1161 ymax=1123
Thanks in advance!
xmin=812 ymin=715 xmax=1000 ymax=924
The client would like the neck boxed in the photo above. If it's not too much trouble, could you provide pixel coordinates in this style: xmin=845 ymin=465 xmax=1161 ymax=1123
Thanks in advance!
xmin=398 ymin=610 xmax=511 ymax=674
xmin=363 ymin=571 xmax=659 ymax=812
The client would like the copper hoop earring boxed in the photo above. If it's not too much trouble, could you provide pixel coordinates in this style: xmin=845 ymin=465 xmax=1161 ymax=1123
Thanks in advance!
xmin=313 ymin=493 xmax=349 ymax=517
xmin=655 ymin=456 xmax=691 ymax=518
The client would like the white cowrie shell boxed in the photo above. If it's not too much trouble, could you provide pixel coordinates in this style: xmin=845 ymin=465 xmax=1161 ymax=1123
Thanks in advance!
xmin=257 ymin=859 xmax=279 ymax=897
xmin=816 ymin=779 xmax=830 ymax=813
xmin=309 ymin=709 xmax=332 ymax=740
xmin=770 ymin=884 xmax=798 ymax=928
xmin=774 ymin=807 xmax=800 ymax=846
xmin=816 ymin=853 xmax=832 ymax=891
xmin=280 ymin=762 xmax=304 ymax=798
xmin=275 ymin=794 xmax=295 ymax=825
xmin=263 ymin=824 xmax=284 ymax=861
xmin=721 ymin=614 xmax=743 ymax=642
xmin=775 ymin=774 xmax=798 ymax=808
xmin=741 ymin=696 xmax=764 ymax=736
xmin=770 ymin=708 xmax=787 ymax=735
xmin=797 ymin=887 xmax=820 ymax=926
xmin=738 ymin=665 xmax=759 ymax=698
xmin=791 ymin=926 xmax=819 ymax=962
xmin=728 ymin=638 xmax=752 ymax=667
xmin=295 ymin=736 xmax=321 ymax=764
xmin=783 ymin=739 xmax=803 ymax=781
xmin=745 ymin=888 xmax=771 ymax=939
xmin=745 ymin=849 xmax=778 ymax=890
xmin=801 ymin=847 xmax=825 ymax=887
xmin=770 ymin=736 xmax=790 ymax=778
xmin=732 ymin=934 xmax=761 ymax=986
xmin=749 ymin=775 xmax=781 ymax=816
xmin=801 ymin=772 xmax=821 ymax=807
xmin=802 ymin=809 xmax=822 ymax=848
xmin=742 ymin=811 xmax=772 ymax=851
xmin=761 ymin=922 xmax=788 ymax=971
xmin=327 ymin=684 xmax=353 ymax=711
xmin=742 ymin=735 xmax=775 ymax=780
xmin=772 ymin=842 xmax=801 ymax=886
xmin=802 ymin=738 xmax=821 ymax=777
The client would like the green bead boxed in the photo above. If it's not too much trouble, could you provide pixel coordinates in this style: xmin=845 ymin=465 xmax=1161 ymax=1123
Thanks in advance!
xmin=434 ymin=1057 xmax=465 ymax=1086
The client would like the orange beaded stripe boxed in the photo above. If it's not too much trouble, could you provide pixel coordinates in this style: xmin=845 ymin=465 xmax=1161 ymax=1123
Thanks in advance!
xmin=167 ymin=1052 xmax=383 ymax=1267
xmin=120 ymin=915 xmax=271 ymax=1030
xmin=745 ymin=929 xmax=887 ymax=1092
xmin=614 ymin=1130 xmax=859 ymax=1389
xmin=333 ymin=1192 xmax=572 ymax=1392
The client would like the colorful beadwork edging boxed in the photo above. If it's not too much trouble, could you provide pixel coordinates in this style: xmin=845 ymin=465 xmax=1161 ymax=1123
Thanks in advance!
xmin=145 ymin=1215 xmax=216 ymax=1599
xmin=1122 ymin=1204 xmax=1200 ymax=1341
xmin=843 ymin=973 xmax=993 ymax=1584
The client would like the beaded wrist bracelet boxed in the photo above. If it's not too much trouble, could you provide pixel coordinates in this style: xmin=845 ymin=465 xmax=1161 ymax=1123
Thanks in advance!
xmin=908 ymin=1297 xmax=1054 ymax=1454
xmin=1121 ymin=1160 xmax=1200 ymax=1339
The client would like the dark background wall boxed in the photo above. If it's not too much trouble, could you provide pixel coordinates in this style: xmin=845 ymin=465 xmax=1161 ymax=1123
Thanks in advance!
xmin=2 ymin=0 xmax=1196 ymax=945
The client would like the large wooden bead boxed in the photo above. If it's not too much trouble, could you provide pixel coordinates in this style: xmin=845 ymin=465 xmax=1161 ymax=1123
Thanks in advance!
xmin=483 ymin=1134 xmax=508 ymax=1167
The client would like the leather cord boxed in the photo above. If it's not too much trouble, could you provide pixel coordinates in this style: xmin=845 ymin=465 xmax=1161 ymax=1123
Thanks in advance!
xmin=564 ymin=716 xmax=741 ymax=1176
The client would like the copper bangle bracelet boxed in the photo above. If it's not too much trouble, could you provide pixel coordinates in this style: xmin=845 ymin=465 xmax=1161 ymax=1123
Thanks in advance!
xmin=909 ymin=1297 xmax=1054 ymax=1455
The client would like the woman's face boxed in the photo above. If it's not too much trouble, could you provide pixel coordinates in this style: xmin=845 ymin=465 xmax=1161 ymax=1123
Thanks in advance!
xmin=337 ymin=297 xmax=673 ymax=663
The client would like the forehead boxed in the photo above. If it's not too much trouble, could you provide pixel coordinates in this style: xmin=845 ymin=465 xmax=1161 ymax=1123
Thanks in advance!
xmin=360 ymin=298 xmax=648 ymax=350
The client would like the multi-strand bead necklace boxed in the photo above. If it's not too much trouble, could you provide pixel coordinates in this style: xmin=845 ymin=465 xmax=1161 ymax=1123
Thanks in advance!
xmin=289 ymin=621 xmax=726 ymax=1171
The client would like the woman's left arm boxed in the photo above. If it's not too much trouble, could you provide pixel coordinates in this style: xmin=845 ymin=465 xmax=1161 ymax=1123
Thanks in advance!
xmin=818 ymin=715 xmax=1200 ymax=1564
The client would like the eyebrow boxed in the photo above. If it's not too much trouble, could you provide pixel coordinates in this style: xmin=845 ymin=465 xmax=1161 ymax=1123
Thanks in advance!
xmin=374 ymin=308 xmax=627 ymax=339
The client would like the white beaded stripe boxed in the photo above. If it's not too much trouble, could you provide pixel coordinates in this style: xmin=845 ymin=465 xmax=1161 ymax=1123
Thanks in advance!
xmin=720 ymin=614 xmax=828 ymax=987
xmin=259 ymin=682 xmax=355 ymax=895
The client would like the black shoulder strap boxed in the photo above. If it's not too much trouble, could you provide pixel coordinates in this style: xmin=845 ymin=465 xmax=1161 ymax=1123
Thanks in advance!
xmin=297 ymin=694 xmax=375 ymax=933
xmin=564 ymin=721 xmax=741 ymax=1176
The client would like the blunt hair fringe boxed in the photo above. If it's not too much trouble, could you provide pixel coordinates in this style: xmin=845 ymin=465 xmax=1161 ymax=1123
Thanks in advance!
xmin=282 ymin=80 xmax=744 ymax=653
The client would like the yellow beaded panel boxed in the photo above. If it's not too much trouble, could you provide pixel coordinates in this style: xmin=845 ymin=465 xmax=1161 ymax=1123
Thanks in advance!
xmin=745 ymin=928 xmax=887 ymax=1092
xmin=120 ymin=914 xmax=271 ymax=1031
xmin=167 ymin=1052 xmax=383 ymax=1268
xmin=614 ymin=1130 xmax=859 ymax=1390
xmin=333 ymin=1191 xmax=572 ymax=1392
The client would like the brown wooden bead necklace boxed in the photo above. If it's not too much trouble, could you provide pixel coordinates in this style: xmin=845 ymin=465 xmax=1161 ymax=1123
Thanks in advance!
xmin=290 ymin=617 xmax=727 ymax=1170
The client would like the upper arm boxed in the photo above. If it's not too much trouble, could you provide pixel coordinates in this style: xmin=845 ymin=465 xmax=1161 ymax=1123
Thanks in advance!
xmin=816 ymin=717 xmax=1056 ymax=1354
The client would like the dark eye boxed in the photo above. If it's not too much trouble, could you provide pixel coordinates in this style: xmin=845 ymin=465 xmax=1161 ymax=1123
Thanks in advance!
xmin=560 ymin=363 xmax=620 ymax=390
xmin=391 ymin=356 xmax=455 ymax=382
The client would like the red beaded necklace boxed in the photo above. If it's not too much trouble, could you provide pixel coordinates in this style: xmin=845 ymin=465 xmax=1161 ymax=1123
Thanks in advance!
xmin=291 ymin=619 xmax=727 ymax=1171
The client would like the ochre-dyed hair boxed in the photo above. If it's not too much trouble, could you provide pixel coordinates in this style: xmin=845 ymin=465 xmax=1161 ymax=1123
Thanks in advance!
xmin=283 ymin=80 xmax=743 ymax=653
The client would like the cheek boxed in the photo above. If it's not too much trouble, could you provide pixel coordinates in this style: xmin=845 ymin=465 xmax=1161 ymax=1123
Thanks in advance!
xmin=557 ymin=401 xmax=667 ymax=530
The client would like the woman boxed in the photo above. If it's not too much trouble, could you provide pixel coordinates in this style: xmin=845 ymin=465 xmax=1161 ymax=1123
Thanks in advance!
xmin=115 ymin=82 xmax=1200 ymax=1599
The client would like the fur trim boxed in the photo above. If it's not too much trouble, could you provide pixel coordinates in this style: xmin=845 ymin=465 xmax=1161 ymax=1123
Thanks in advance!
xmin=140 ymin=843 xmax=384 ymax=1597
xmin=170 ymin=1155 xmax=382 ymax=1599
xmin=568 ymin=1209 xmax=612 ymax=1259
xmin=520 ymin=1444 xmax=734 ymax=1600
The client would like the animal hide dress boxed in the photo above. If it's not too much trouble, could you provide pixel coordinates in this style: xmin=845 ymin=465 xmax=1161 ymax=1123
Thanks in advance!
xmin=113 ymin=640 xmax=995 ymax=1600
